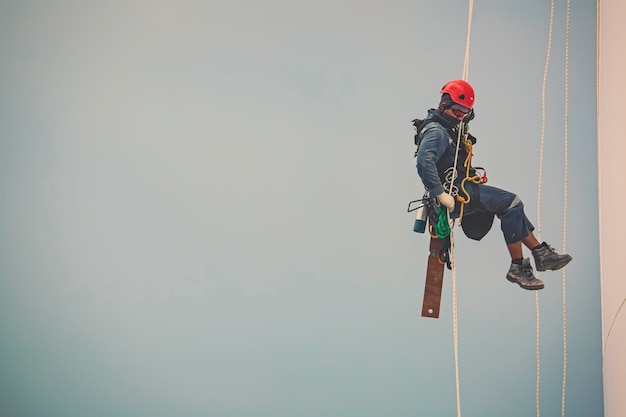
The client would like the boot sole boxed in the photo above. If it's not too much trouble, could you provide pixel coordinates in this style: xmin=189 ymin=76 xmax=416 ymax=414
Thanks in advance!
xmin=536 ymin=255 xmax=573 ymax=272
xmin=506 ymin=275 xmax=545 ymax=290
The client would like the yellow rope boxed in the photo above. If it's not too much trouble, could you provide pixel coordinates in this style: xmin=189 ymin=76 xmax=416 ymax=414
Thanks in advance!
xmin=454 ymin=139 xmax=483 ymax=222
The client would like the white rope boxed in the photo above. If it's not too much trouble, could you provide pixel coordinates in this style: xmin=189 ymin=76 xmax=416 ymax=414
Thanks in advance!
xmin=536 ymin=0 xmax=555 ymax=415
xmin=448 ymin=125 xmax=466 ymax=417
xmin=536 ymin=1 xmax=570 ymax=415
xmin=449 ymin=225 xmax=462 ymax=417
xmin=560 ymin=1 xmax=571 ymax=415
xmin=535 ymin=294 xmax=542 ymax=417
xmin=449 ymin=3 xmax=474 ymax=416
xmin=538 ymin=0 xmax=555 ymax=246
xmin=462 ymin=0 xmax=474 ymax=81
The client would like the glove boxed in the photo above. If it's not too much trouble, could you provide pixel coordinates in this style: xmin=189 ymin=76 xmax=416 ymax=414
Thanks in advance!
xmin=437 ymin=192 xmax=456 ymax=212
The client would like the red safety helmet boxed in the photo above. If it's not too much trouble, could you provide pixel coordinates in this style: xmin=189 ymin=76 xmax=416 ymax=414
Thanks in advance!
xmin=440 ymin=79 xmax=475 ymax=109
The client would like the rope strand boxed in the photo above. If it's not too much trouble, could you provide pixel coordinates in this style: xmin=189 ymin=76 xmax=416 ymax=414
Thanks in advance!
xmin=462 ymin=0 xmax=474 ymax=81
xmin=449 ymin=125 xmax=465 ymax=417
xmin=561 ymin=1 xmax=571 ymax=415
xmin=450 ymin=3 xmax=474 ymax=414
xmin=536 ymin=0 xmax=554 ymax=415
xmin=450 ymin=223 xmax=461 ymax=417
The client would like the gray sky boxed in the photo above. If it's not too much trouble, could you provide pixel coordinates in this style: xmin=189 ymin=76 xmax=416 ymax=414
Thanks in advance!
xmin=0 ymin=1 xmax=601 ymax=416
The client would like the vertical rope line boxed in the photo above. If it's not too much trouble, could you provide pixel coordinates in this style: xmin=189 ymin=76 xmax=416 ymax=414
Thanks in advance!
xmin=449 ymin=125 xmax=465 ymax=417
xmin=449 ymin=226 xmax=462 ymax=417
xmin=535 ymin=294 xmax=542 ymax=417
xmin=462 ymin=0 xmax=474 ymax=80
xmin=538 ymin=0 xmax=555 ymax=241
xmin=536 ymin=1 xmax=554 ymax=416
xmin=449 ymin=2 xmax=474 ymax=415
xmin=561 ymin=1 xmax=571 ymax=415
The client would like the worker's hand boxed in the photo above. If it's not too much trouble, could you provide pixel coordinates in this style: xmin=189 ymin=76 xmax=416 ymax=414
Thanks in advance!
xmin=437 ymin=192 xmax=456 ymax=212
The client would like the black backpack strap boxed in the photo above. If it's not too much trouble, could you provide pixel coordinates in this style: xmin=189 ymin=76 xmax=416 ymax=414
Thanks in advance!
xmin=412 ymin=118 xmax=437 ymax=147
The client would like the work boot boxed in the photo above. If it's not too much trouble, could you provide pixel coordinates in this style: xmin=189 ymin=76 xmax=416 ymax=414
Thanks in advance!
xmin=506 ymin=258 xmax=544 ymax=290
xmin=532 ymin=242 xmax=572 ymax=272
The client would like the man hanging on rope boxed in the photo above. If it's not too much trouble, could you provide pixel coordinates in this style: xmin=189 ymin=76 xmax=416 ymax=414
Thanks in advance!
xmin=414 ymin=79 xmax=572 ymax=290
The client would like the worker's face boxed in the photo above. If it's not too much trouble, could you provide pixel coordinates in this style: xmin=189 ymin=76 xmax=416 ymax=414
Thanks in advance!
xmin=444 ymin=104 xmax=471 ymax=121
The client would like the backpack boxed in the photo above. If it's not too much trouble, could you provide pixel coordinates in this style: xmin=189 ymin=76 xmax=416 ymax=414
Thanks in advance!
xmin=412 ymin=118 xmax=436 ymax=148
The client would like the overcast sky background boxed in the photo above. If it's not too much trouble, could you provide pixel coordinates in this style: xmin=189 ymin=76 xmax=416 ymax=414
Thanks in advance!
xmin=0 ymin=1 xmax=601 ymax=416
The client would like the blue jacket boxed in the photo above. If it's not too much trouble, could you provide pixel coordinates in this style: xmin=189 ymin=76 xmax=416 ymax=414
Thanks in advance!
xmin=415 ymin=109 xmax=472 ymax=198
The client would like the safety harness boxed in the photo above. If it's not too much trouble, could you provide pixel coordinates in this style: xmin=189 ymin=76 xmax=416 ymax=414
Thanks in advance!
xmin=409 ymin=116 xmax=489 ymax=248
